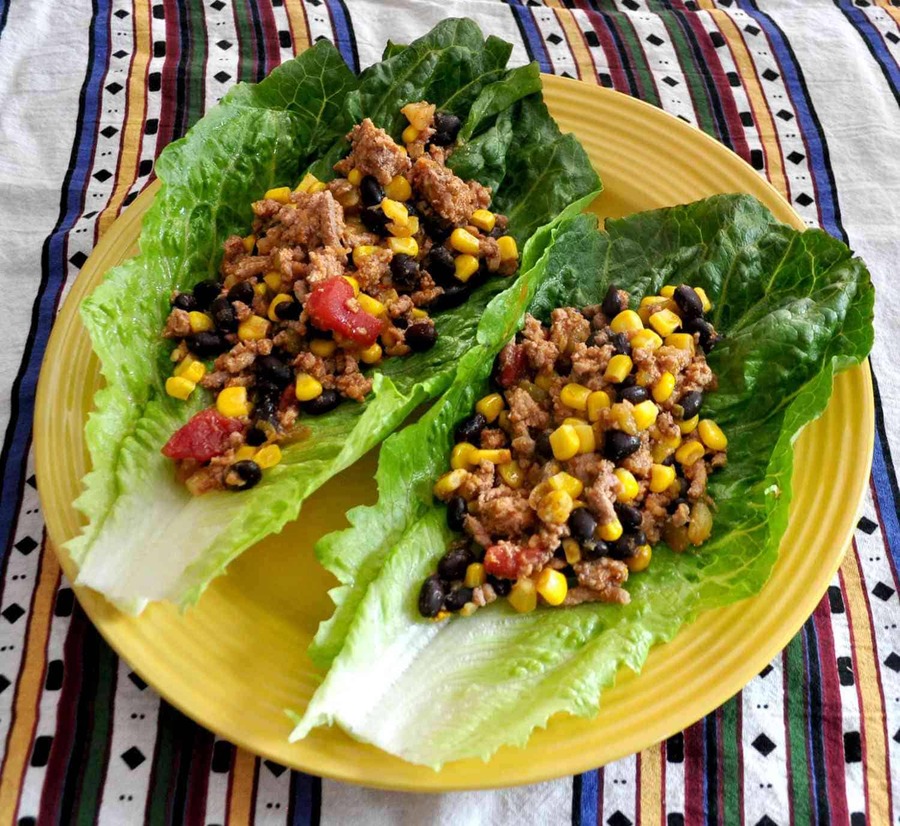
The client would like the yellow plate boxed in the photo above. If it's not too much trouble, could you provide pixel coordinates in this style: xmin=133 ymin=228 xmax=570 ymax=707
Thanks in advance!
xmin=34 ymin=75 xmax=874 ymax=790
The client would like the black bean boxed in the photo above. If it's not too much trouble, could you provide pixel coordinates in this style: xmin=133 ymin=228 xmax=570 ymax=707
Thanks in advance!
xmin=569 ymin=508 xmax=597 ymax=543
xmin=455 ymin=412 xmax=487 ymax=445
xmin=611 ymin=331 xmax=632 ymax=357
xmin=609 ymin=534 xmax=640 ymax=560
xmin=224 ymin=460 xmax=262 ymax=491
xmin=211 ymin=296 xmax=238 ymax=333
xmin=534 ymin=431 xmax=553 ymax=460
xmin=227 ymin=281 xmax=255 ymax=305
xmin=446 ymin=496 xmax=468 ymax=532
xmin=565 ymin=571 xmax=580 ymax=590
xmin=192 ymin=279 xmax=221 ymax=309
xmin=359 ymin=175 xmax=384 ymax=207
xmin=487 ymin=575 xmax=512 ymax=597
xmin=424 ymin=245 xmax=456 ymax=284
xmin=301 ymin=389 xmax=341 ymax=415
xmin=619 ymin=385 xmax=649 ymax=405
xmin=662 ymin=454 xmax=676 ymax=467
xmin=406 ymin=322 xmax=437 ymax=352
xmin=432 ymin=111 xmax=462 ymax=144
xmin=360 ymin=206 xmax=388 ymax=234
xmin=604 ymin=430 xmax=641 ymax=462
xmin=246 ymin=427 xmax=268 ymax=447
xmin=602 ymin=284 xmax=625 ymax=318
xmin=445 ymin=587 xmax=474 ymax=612
xmin=667 ymin=496 xmax=689 ymax=515
xmin=172 ymin=292 xmax=197 ymax=312
xmin=393 ymin=316 xmax=409 ymax=330
xmin=421 ymin=213 xmax=451 ymax=244
xmin=683 ymin=317 xmax=722 ymax=353
xmin=257 ymin=355 xmax=293 ymax=386
xmin=673 ymin=284 xmax=704 ymax=320
xmin=438 ymin=546 xmax=474 ymax=582
xmin=190 ymin=331 xmax=229 ymax=357
xmin=418 ymin=575 xmax=445 ymax=618
xmin=489 ymin=225 xmax=505 ymax=239
xmin=256 ymin=395 xmax=278 ymax=423
xmin=390 ymin=254 xmax=420 ymax=290
xmin=430 ymin=281 xmax=471 ymax=312
xmin=581 ymin=539 xmax=609 ymax=561
xmin=614 ymin=502 xmax=643 ymax=531
xmin=679 ymin=390 xmax=703 ymax=420
xmin=620 ymin=374 xmax=637 ymax=389
xmin=274 ymin=298 xmax=301 ymax=321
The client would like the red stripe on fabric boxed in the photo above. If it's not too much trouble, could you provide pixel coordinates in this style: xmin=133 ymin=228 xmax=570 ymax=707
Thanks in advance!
xmin=256 ymin=0 xmax=281 ymax=72
xmin=596 ymin=765 xmax=604 ymax=826
xmin=736 ymin=698 xmax=745 ymax=826
xmin=683 ymin=722 xmax=705 ymax=826
xmin=661 ymin=739 xmax=668 ymax=826
xmin=184 ymin=729 xmax=214 ymax=825
xmin=573 ymin=2 xmax=632 ymax=91
xmin=635 ymin=752 xmax=642 ymax=824
xmin=156 ymin=0 xmax=182 ymax=150
xmin=717 ymin=707 xmax=725 ymax=824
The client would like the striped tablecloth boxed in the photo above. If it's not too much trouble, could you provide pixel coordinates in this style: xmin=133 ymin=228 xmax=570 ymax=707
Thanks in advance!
xmin=0 ymin=1 xmax=897 ymax=823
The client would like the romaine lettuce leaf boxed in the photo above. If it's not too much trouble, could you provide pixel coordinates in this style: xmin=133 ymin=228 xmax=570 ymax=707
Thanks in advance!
xmin=70 ymin=20 xmax=601 ymax=612
xmin=293 ymin=195 xmax=874 ymax=767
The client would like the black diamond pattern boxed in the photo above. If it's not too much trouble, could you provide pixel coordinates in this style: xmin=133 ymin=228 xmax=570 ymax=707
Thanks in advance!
xmin=726 ymin=72 xmax=740 ymax=87
xmin=666 ymin=732 xmax=684 ymax=762
xmin=105 ymin=81 xmax=123 ymax=95
xmin=887 ymin=32 xmax=899 ymax=45
xmin=668 ymin=816 xmax=685 ymax=826
xmin=214 ymin=71 xmax=232 ymax=83
xmin=69 ymin=251 xmax=88 ymax=269
xmin=894 ymin=728 xmax=900 ymax=745
xmin=837 ymin=655 xmax=855 ymax=686
xmin=217 ymin=39 xmax=232 ymax=50
xmin=850 ymin=813 xmax=866 ymax=826
xmin=623 ymin=0 xmax=639 ymax=8
xmin=762 ymin=68 xmax=780 ymax=81
xmin=709 ymin=31 xmax=725 ymax=48
xmin=15 ymin=536 xmax=38 ymax=556
xmin=0 ymin=675 xmax=10 ymax=694
xmin=114 ymin=8 xmax=129 ymax=18
xmin=662 ymin=76 xmax=678 ymax=87
xmin=857 ymin=516 xmax=877 ymax=534
xmin=100 ymin=125 xmax=118 ymax=139
xmin=646 ymin=34 xmax=664 ymax=46
xmin=752 ymin=733 xmax=776 ymax=756
xmin=547 ymin=33 xmax=562 ymax=45
xmin=153 ymin=41 xmax=166 ymax=58
xmin=873 ymin=582 xmax=895 ymax=601
xmin=744 ymin=24 xmax=760 ymax=35
xmin=828 ymin=585 xmax=845 ymax=613
xmin=145 ymin=118 xmax=159 ymax=135
xmin=607 ymin=813 xmax=632 ymax=826
xmin=210 ymin=0 xmax=225 ymax=9
xmin=55 ymin=588 xmax=74 ymax=617
xmin=560 ymin=71 xmax=575 ymax=79
xmin=756 ymin=817 xmax=778 ymax=826
xmin=776 ymin=109 xmax=794 ymax=121
xmin=2 ymin=603 xmax=25 ymax=624
xmin=149 ymin=72 xmax=161 ymax=92
xmin=45 ymin=660 xmax=64 ymax=691
xmin=212 ymin=740 xmax=234 ymax=772
xmin=139 ymin=159 xmax=153 ymax=177
xmin=585 ymin=31 xmax=599 ymax=48
xmin=795 ymin=193 xmax=814 ymax=207
xmin=26 ymin=475 xmax=36 ymax=488
xmin=844 ymin=731 xmax=862 ymax=762
xmin=787 ymin=151 xmax=805 ymax=164
xmin=113 ymin=49 xmax=128 ymax=59
xmin=128 ymin=671 xmax=148 ymax=690
xmin=884 ymin=652 xmax=900 ymax=672
xmin=740 ymin=112 xmax=754 ymax=127
xmin=264 ymin=759 xmax=287 ymax=778
xmin=152 ymin=3 xmax=164 ymax=18
xmin=121 ymin=746 xmax=146 ymax=770
xmin=750 ymin=149 xmax=764 ymax=170
xmin=31 ymin=736 xmax=53 ymax=767
xmin=598 ymin=73 xmax=613 ymax=87
xmin=93 ymin=169 xmax=113 ymax=183
xmin=123 ymin=192 xmax=138 ymax=207
xmin=759 ymin=663 xmax=774 ymax=678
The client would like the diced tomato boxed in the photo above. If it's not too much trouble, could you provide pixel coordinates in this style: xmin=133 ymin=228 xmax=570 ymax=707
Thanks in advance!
xmin=494 ymin=342 xmax=528 ymax=388
xmin=280 ymin=384 xmax=296 ymax=410
xmin=161 ymin=408 xmax=245 ymax=462
xmin=305 ymin=277 xmax=383 ymax=346
xmin=483 ymin=541 xmax=546 ymax=580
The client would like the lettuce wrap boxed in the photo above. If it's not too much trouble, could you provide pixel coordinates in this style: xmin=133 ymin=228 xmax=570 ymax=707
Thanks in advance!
xmin=69 ymin=20 xmax=600 ymax=613
xmin=293 ymin=195 xmax=874 ymax=767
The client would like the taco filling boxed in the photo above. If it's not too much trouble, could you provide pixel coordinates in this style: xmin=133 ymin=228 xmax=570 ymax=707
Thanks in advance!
xmin=423 ymin=283 xmax=727 ymax=617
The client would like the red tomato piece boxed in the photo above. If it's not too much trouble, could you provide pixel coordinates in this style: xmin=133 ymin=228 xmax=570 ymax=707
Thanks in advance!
xmin=161 ymin=408 xmax=245 ymax=462
xmin=483 ymin=541 xmax=545 ymax=580
xmin=305 ymin=277 xmax=383 ymax=346
xmin=494 ymin=342 xmax=528 ymax=388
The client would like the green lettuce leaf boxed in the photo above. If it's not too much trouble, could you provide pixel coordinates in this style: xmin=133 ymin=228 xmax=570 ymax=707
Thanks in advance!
xmin=70 ymin=20 xmax=601 ymax=612
xmin=293 ymin=195 xmax=874 ymax=767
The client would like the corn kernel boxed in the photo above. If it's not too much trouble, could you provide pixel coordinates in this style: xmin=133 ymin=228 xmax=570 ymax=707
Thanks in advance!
xmin=238 ymin=315 xmax=270 ymax=341
xmin=388 ymin=216 xmax=419 ymax=237
xmin=635 ymin=370 xmax=653 ymax=387
xmin=698 ymin=419 xmax=728 ymax=451
xmin=627 ymin=544 xmax=652 ymax=572
xmin=411 ymin=308 xmax=427 ymax=319
xmin=357 ymin=293 xmax=386 ymax=318
xmin=563 ymin=417 xmax=586 ymax=427
xmin=538 ymin=490 xmax=574 ymax=525
xmin=549 ymin=472 xmax=584 ymax=499
xmin=451 ymin=442 xmax=478 ymax=470
xmin=610 ymin=310 xmax=643 ymax=333
xmin=336 ymin=187 xmax=360 ymax=208
xmin=347 ymin=167 xmax=363 ymax=186
xmin=295 ymin=373 xmax=323 ymax=402
xmin=310 ymin=339 xmax=337 ymax=358
xmin=536 ymin=568 xmax=568 ymax=606
xmin=433 ymin=468 xmax=467 ymax=499
xmin=587 ymin=390 xmax=611 ymax=422
xmin=661 ymin=430 xmax=682 ymax=450
xmin=381 ymin=197 xmax=409 ymax=226
xmin=475 ymin=393 xmax=504 ymax=423
xmin=498 ymin=461 xmax=524 ymax=488
xmin=165 ymin=376 xmax=195 ymax=400
xmin=401 ymin=124 xmax=419 ymax=144
xmin=217 ymin=386 xmax=251 ymax=418
xmin=465 ymin=563 xmax=486 ymax=589
xmin=604 ymin=354 xmax=633 ymax=384
xmin=631 ymin=329 xmax=663 ymax=351
xmin=679 ymin=414 xmax=699 ymax=435
xmin=563 ymin=538 xmax=582 ymax=565
xmin=572 ymin=422 xmax=596 ymax=454
xmin=174 ymin=356 xmax=206 ymax=383
xmin=267 ymin=293 xmax=293 ymax=322
xmin=264 ymin=186 xmax=291 ymax=203
xmin=432 ymin=610 xmax=451 ymax=622
xmin=254 ymin=444 xmax=282 ymax=470
xmin=561 ymin=383 xmax=592 ymax=411
xmin=534 ymin=373 xmax=554 ymax=391
xmin=508 ymin=578 xmax=537 ymax=613
xmin=675 ymin=439 xmax=705 ymax=466
xmin=294 ymin=173 xmax=318 ymax=193
xmin=470 ymin=209 xmax=496 ymax=232
xmin=640 ymin=295 xmax=668 ymax=309
xmin=352 ymin=245 xmax=379 ymax=268
xmin=649 ymin=308 xmax=682 ymax=337
xmin=454 ymin=254 xmax=479 ymax=282
xmin=653 ymin=371 xmax=676 ymax=403
xmin=649 ymin=463 xmax=676 ymax=493
xmin=599 ymin=519 xmax=623 ymax=542
xmin=263 ymin=272 xmax=283 ymax=292
xmin=549 ymin=424 xmax=580 ymax=461
xmin=188 ymin=311 xmax=213 ymax=333
xmin=242 ymin=234 xmax=256 ymax=253
xmin=695 ymin=286 xmax=712 ymax=312
xmin=472 ymin=448 xmax=512 ymax=465
xmin=342 ymin=275 xmax=360 ymax=296
xmin=497 ymin=235 xmax=518 ymax=261
xmin=388 ymin=236 xmax=418 ymax=257
xmin=632 ymin=400 xmax=659 ymax=431
xmin=614 ymin=468 xmax=639 ymax=502
xmin=359 ymin=342 xmax=382 ymax=365
xmin=385 ymin=175 xmax=412 ymax=201
xmin=308 ymin=181 xmax=327 ymax=193
xmin=458 ymin=602 xmax=476 ymax=617
xmin=234 ymin=445 xmax=257 ymax=462
xmin=660 ymin=285 xmax=676 ymax=298
xmin=450 ymin=227 xmax=481 ymax=255
xmin=666 ymin=333 xmax=695 ymax=353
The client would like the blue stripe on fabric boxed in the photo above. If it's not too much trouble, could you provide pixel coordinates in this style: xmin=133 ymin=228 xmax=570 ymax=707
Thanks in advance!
xmin=325 ymin=0 xmax=359 ymax=73
xmin=835 ymin=0 xmax=900 ymax=105
xmin=574 ymin=770 xmax=598 ymax=825
xmin=506 ymin=0 xmax=552 ymax=72
xmin=872 ymin=406 xmax=900 ymax=575
xmin=733 ymin=0 xmax=845 ymax=243
xmin=0 ymin=0 xmax=112 ymax=561
xmin=290 ymin=771 xmax=321 ymax=826
xmin=0 ymin=0 xmax=10 ymax=41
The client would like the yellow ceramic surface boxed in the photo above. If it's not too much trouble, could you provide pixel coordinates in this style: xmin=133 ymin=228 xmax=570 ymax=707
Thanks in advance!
xmin=34 ymin=75 xmax=874 ymax=791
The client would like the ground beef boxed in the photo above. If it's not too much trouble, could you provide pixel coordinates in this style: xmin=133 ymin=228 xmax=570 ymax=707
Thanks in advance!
xmin=408 ymin=153 xmax=491 ymax=225
xmin=354 ymin=247 xmax=393 ymax=292
xmin=550 ymin=308 xmax=592 ymax=355
xmin=473 ymin=488 xmax=536 ymax=539
xmin=572 ymin=558 xmax=630 ymax=605
xmin=584 ymin=464 xmax=619 ymax=526
xmin=334 ymin=118 xmax=411 ymax=185
xmin=480 ymin=428 xmax=508 ymax=449
xmin=683 ymin=452 xmax=708 ymax=499
xmin=215 ymin=339 xmax=273 ymax=374
xmin=163 ymin=308 xmax=191 ymax=338
xmin=506 ymin=386 xmax=550 ymax=458
xmin=570 ymin=343 xmax=613 ymax=386
xmin=520 ymin=314 xmax=559 ymax=374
